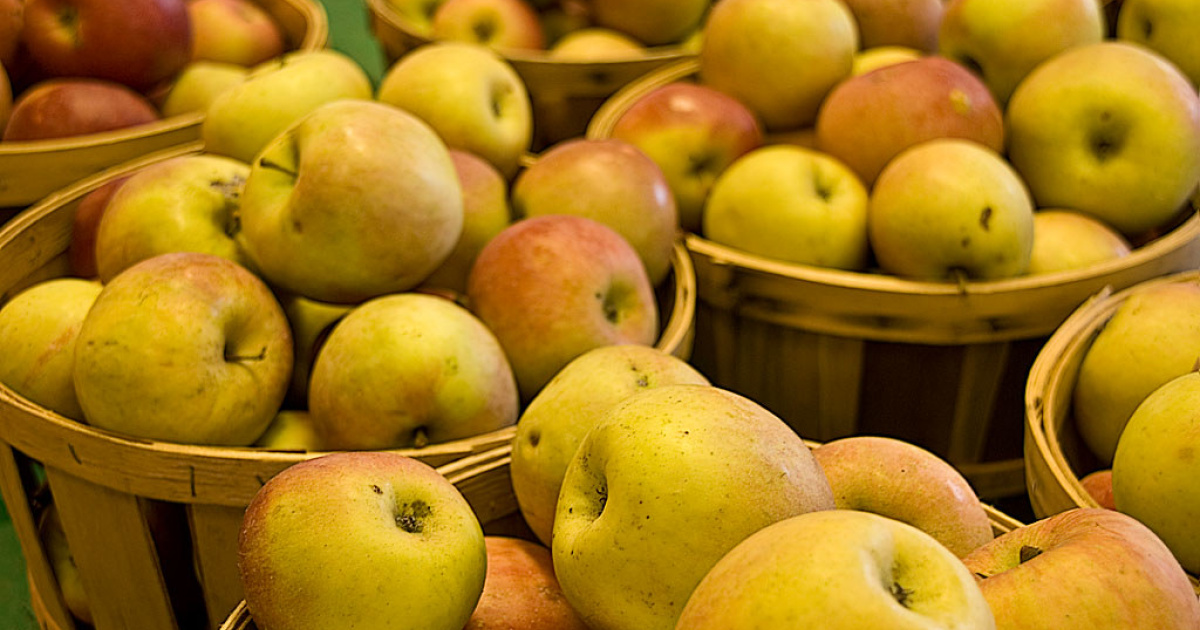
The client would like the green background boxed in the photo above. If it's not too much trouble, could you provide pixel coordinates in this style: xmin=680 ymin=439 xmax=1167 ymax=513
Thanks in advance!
xmin=0 ymin=1 xmax=385 ymax=627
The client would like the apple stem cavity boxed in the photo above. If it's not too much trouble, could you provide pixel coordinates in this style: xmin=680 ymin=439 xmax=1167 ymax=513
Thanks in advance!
xmin=473 ymin=19 xmax=497 ymax=43
xmin=56 ymin=6 xmax=83 ymax=48
xmin=1018 ymin=545 xmax=1043 ymax=564
xmin=394 ymin=500 xmax=432 ymax=534
xmin=412 ymin=426 xmax=430 ymax=449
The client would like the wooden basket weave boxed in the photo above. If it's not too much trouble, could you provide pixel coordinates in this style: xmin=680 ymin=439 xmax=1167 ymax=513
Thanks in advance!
xmin=0 ymin=0 xmax=328 ymax=213
xmin=1024 ymin=270 xmax=1200 ymax=593
xmin=217 ymin=441 xmax=1026 ymax=630
xmin=1 ymin=142 xmax=695 ymax=630
xmin=587 ymin=58 xmax=1200 ymax=502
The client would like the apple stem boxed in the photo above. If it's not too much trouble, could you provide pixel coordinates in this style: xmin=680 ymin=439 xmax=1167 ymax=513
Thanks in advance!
xmin=950 ymin=268 xmax=970 ymax=295
xmin=259 ymin=158 xmax=298 ymax=179
xmin=890 ymin=582 xmax=913 ymax=608
xmin=226 ymin=347 xmax=267 ymax=362
xmin=412 ymin=427 xmax=429 ymax=449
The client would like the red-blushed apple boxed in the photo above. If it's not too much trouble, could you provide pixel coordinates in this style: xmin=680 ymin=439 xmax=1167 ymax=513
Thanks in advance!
xmin=21 ymin=0 xmax=192 ymax=90
xmin=465 ymin=537 xmax=589 ymax=630
xmin=813 ymin=435 xmax=994 ymax=557
xmin=1117 ymin=0 xmax=1200 ymax=88
xmin=421 ymin=149 xmax=513 ymax=295
xmin=840 ymin=0 xmax=945 ymax=52
xmin=589 ymin=0 xmax=709 ymax=46
xmin=962 ymin=508 xmax=1200 ymax=629
xmin=675 ymin=510 xmax=996 ymax=629
xmin=465 ymin=214 xmax=659 ymax=401
xmin=699 ymin=0 xmax=858 ymax=131
xmin=187 ymin=0 xmax=285 ymax=67
xmin=511 ymin=137 xmax=679 ymax=286
xmin=0 ymin=0 xmax=22 ymax=68
xmin=814 ymin=56 xmax=1005 ymax=187
xmin=73 ymin=252 xmax=293 ymax=446
xmin=68 ymin=176 xmax=130 ymax=279
xmin=609 ymin=81 xmax=765 ymax=233
xmin=431 ymin=0 xmax=546 ymax=51
xmin=547 ymin=27 xmax=646 ymax=61
xmin=1079 ymin=469 xmax=1115 ymax=510
xmin=1027 ymin=209 xmax=1131 ymax=275
xmin=2 ymin=78 xmax=160 ymax=141
xmin=92 ymin=154 xmax=253 ymax=282
xmin=238 ymin=451 xmax=488 ymax=630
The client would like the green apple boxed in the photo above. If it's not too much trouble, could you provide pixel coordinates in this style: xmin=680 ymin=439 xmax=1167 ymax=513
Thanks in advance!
xmin=1072 ymin=280 xmax=1200 ymax=463
xmin=465 ymin=215 xmax=660 ymax=400
xmin=1112 ymin=371 xmax=1200 ymax=573
xmin=159 ymin=60 xmax=248 ymax=117
xmin=1004 ymin=41 xmax=1200 ymax=238
xmin=867 ymin=138 xmax=1035 ymax=280
xmin=699 ymin=0 xmax=858 ymax=131
xmin=676 ymin=510 xmax=996 ymax=629
xmin=609 ymin=81 xmax=765 ymax=234
xmin=813 ymin=436 xmax=994 ymax=557
xmin=202 ymin=49 xmax=374 ymax=164
xmin=308 ymin=292 xmax=519 ymax=450
xmin=589 ymin=0 xmax=710 ymax=46
xmin=465 ymin=536 xmax=589 ymax=630
xmin=73 ymin=252 xmax=293 ymax=446
xmin=938 ymin=0 xmax=1105 ymax=106
xmin=703 ymin=144 xmax=870 ymax=270
xmin=239 ymin=451 xmax=487 ymax=630
xmin=1117 ymin=0 xmax=1200 ymax=87
xmin=963 ymin=508 xmax=1200 ymax=629
xmin=547 ymin=27 xmax=646 ymax=61
xmin=851 ymin=45 xmax=923 ymax=75
xmin=1026 ymin=209 xmax=1131 ymax=275
xmin=92 ymin=154 xmax=253 ymax=282
xmin=0 ymin=278 xmax=102 ymax=420
xmin=187 ymin=0 xmax=286 ymax=67
xmin=239 ymin=99 xmax=464 ymax=304
xmin=840 ymin=0 xmax=945 ymax=52
xmin=431 ymin=0 xmax=546 ymax=51
xmin=510 ymin=344 xmax=710 ymax=546
xmin=512 ymin=138 xmax=679 ymax=286
xmin=254 ymin=409 xmax=322 ymax=450
xmin=377 ymin=41 xmax=532 ymax=179
xmin=553 ymin=384 xmax=836 ymax=630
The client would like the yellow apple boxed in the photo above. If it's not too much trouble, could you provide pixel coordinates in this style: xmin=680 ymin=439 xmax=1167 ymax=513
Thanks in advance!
xmin=1026 ymin=209 xmax=1131 ymax=275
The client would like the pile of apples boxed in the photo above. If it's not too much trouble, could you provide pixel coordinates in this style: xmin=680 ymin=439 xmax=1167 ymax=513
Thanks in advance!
xmin=0 ymin=0 xmax=290 ymax=142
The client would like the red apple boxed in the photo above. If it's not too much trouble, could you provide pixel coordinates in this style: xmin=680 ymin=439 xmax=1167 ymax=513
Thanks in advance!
xmin=188 ymin=0 xmax=285 ymax=67
xmin=2 ymin=78 xmax=160 ymax=141
xmin=68 ymin=176 xmax=131 ymax=279
xmin=814 ymin=56 xmax=1005 ymax=187
xmin=0 ymin=0 xmax=22 ymax=68
xmin=465 ymin=536 xmax=589 ymax=630
xmin=21 ymin=0 xmax=192 ymax=90
xmin=840 ymin=0 xmax=945 ymax=52
xmin=1079 ymin=469 xmax=1115 ymax=510
xmin=610 ymin=81 xmax=765 ymax=233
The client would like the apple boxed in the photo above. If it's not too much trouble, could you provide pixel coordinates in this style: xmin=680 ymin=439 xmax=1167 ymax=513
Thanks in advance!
xmin=376 ymin=41 xmax=532 ymax=179
xmin=38 ymin=503 xmax=92 ymax=625
xmin=431 ymin=0 xmax=546 ymax=51
xmin=963 ymin=508 xmax=1200 ymax=629
xmin=201 ymin=49 xmax=374 ymax=164
xmin=1073 ymin=278 xmax=1200 ymax=464
xmin=675 ymin=510 xmax=996 ymax=629
xmin=813 ymin=436 xmax=994 ymax=557
xmin=1112 ymin=370 xmax=1200 ymax=573
xmin=547 ymin=27 xmax=646 ymax=61
xmin=840 ymin=0 xmax=945 ymax=52
xmin=421 ymin=149 xmax=513 ymax=295
xmin=589 ymin=0 xmax=709 ymax=46
xmin=1078 ymin=469 xmax=1115 ymax=509
xmin=510 ymin=344 xmax=710 ymax=546
xmin=511 ymin=137 xmax=679 ymax=286
xmin=159 ymin=60 xmax=248 ymax=118
xmin=851 ymin=45 xmax=923 ymax=75
xmin=609 ymin=80 xmax=765 ymax=233
xmin=1004 ymin=41 xmax=1200 ymax=238
xmin=938 ymin=0 xmax=1105 ymax=106
xmin=92 ymin=154 xmax=253 ymax=282
xmin=2 ymin=78 xmax=160 ymax=142
xmin=238 ymin=451 xmax=488 ymax=630
xmin=814 ymin=56 xmax=1006 ymax=187
xmin=20 ymin=0 xmax=192 ymax=90
xmin=384 ymin=0 xmax=449 ymax=36
xmin=253 ymin=409 xmax=321 ymax=450
xmin=276 ymin=292 xmax=353 ymax=408
xmin=73 ymin=252 xmax=293 ymax=446
xmin=239 ymin=99 xmax=464 ymax=304
xmin=868 ymin=138 xmax=1035 ymax=280
xmin=0 ymin=277 xmax=103 ymax=420
xmin=68 ymin=176 xmax=130 ymax=279
xmin=308 ymin=292 xmax=519 ymax=450
xmin=1117 ymin=0 xmax=1200 ymax=87
xmin=699 ymin=0 xmax=858 ymax=131
xmin=703 ymin=144 xmax=870 ymax=271
xmin=465 ymin=214 xmax=659 ymax=400
xmin=466 ymin=536 xmax=589 ymax=630
xmin=1026 ymin=209 xmax=1132 ymax=275
xmin=539 ymin=0 xmax=591 ymax=47
xmin=553 ymin=384 xmax=837 ymax=630
xmin=0 ymin=0 xmax=21 ymax=68
xmin=187 ymin=0 xmax=286 ymax=67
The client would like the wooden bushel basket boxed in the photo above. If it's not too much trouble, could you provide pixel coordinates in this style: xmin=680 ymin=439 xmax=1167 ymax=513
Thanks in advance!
xmin=0 ymin=0 xmax=329 ymax=214
xmin=218 ymin=441 xmax=1027 ymax=629
xmin=1024 ymin=270 xmax=1200 ymax=594
xmin=588 ymin=58 xmax=1200 ymax=502
xmin=1 ymin=142 xmax=696 ymax=630
xmin=363 ymin=0 xmax=697 ymax=148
